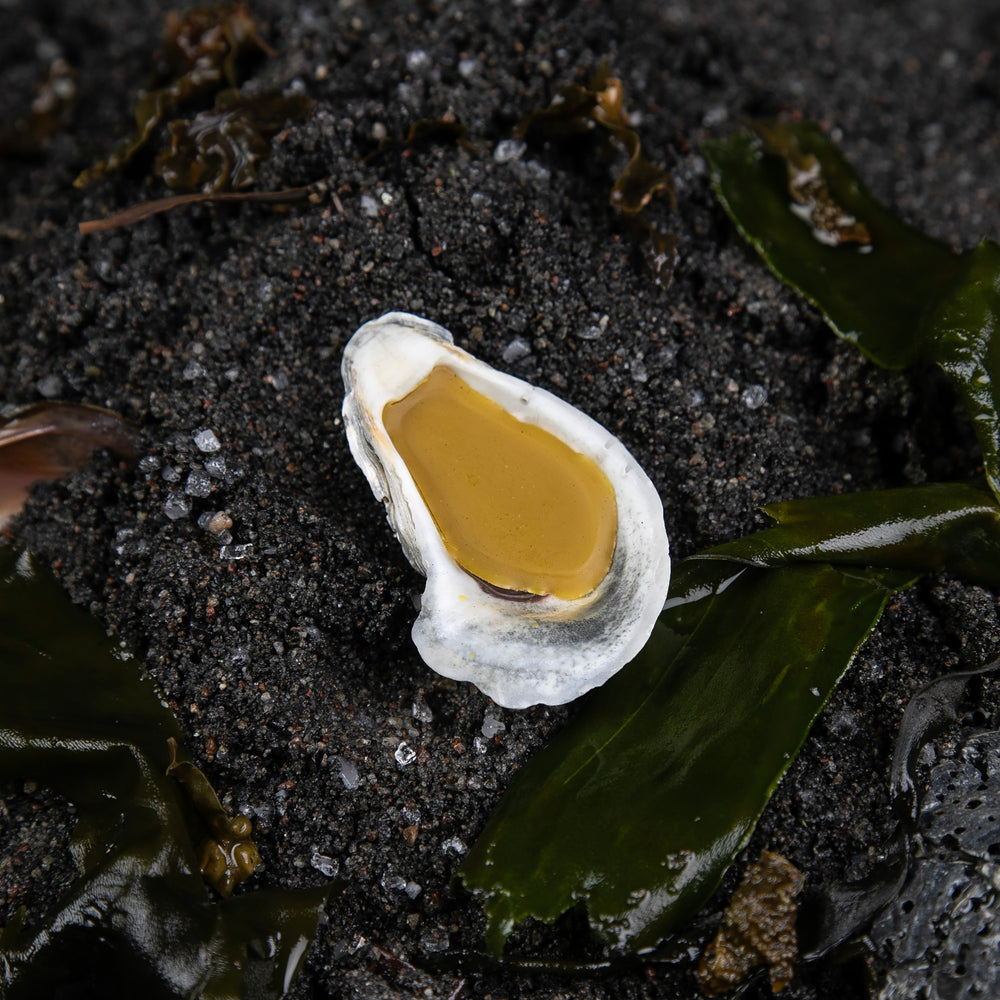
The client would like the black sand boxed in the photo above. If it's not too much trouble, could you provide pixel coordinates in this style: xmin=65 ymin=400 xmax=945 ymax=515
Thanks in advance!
xmin=3 ymin=1 xmax=1000 ymax=997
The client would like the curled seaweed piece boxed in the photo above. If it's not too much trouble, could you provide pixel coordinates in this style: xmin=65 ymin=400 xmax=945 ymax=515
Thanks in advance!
xmin=797 ymin=832 xmax=908 ymax=961
xmin=516 ymin=68 xmax=675 ymax=211
xmin=0 ymin=401 xmax=137 ymax=528
xmin=0 ymin=59 xmax=77 ymax=157
xmin=166 ymin=736 xmax=262 ymax=897
xmin=515 ymin=65 xmax=675 ymax=282
xmin=74 ymin=1 xmax=274 ymax=187
xmin=161 ymin=1 xmax=274 ymax=84
xmin=888 ymin=662 xmax=999 ymax=823
xmin=698 ymin=851 xmax=804 ymax=996
xmin=156 ymin=88 xmax=312 ymax=191
xmin=590 ymin=74 xmax=675 ymax=215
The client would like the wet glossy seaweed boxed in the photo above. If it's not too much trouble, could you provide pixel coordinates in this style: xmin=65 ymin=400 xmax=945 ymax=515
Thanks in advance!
xmin=704 ymin=121 xmax=1000 ymax=502
xmin=74 ymin=2 xmax=290 ymax=191
xmin=0 ymin=547 xmax=330 ymax=998
xmin=459 ymin=483 xmax=1000 ymax=958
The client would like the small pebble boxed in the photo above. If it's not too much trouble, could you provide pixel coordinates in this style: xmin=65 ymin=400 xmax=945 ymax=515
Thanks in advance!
xmin=494 ymin=139 xmax=526 ymax=163
xmin=502 ymin=337 xmax=531 ymax=363
xmin=36 ymin=374 xmax=63 ymax=398
xmin=742 ymin=384 xmax=768 ymax=410
xmin=204 ymin=455 xmax=226 ymax=478
xmin=219 ymin=543 xmax=253 ymax=560
xmin=194 ymin=428 xmax=221 ymax=453
xmin=184 ymin=470 xmax=212 ymax=497
xmin=311 ymin=853 xmax=339 ymax=877
xmin=406 ymin=48 xmax=431 ymax=73
xmin=381 ymin=871 xmax=408 ymax=892
xmin=164 ymin=494 xmax=192 ymax=520
xmin=208 ymin=511 xmax=233 ymax=533
xmin=481 ymin=715 xmax=506 ymax=738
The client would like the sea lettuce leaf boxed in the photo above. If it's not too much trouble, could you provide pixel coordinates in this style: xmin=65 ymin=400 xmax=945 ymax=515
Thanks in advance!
xmin=700 ymin=480 xmax=1000 ymax=588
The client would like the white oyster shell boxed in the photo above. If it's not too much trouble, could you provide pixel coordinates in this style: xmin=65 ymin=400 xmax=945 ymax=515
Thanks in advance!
xmin=341 ymin=311 xmax=670 ymax=709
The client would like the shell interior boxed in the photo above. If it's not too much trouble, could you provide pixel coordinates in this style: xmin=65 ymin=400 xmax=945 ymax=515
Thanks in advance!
xmin=341 ymin=311 xmax=671 ymax=708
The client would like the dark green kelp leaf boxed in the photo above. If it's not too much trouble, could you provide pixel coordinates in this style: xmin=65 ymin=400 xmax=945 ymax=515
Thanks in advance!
xmin=704 ymin=121 xmax=1000 ymax=499
xmin=698 ymin=481 xmax=1000 ymax=588
xmin=702 ymin=121 xmax=960 ymax=368
xmin=925 ymin=240 xmax=1000 ymax=501
xmin=0 ymin=547 xmax=330 ymax=998
xmin=459 ymin=559 xmax=913 ymax=954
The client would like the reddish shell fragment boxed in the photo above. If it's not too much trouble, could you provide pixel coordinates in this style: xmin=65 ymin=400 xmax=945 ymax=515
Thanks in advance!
xmin=0 ymin=402 xmax=137 ymax=527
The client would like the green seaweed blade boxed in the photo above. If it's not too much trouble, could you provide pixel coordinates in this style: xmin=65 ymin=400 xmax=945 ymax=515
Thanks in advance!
xmin=0 ymin=547 xmax=188 ymax=876
xmin=702 ymin=481 xmax=1000 ymax=588
xmin=703 ymin=122 xmax=1000 ymax=500
xmin=459 ymin=482 xmax=1000 ymax=955
xmin=926 ymin=241 xmax=1000 ymax=501
xmin=459 ymin=558 xmax=913 ymax=954
xmin=0 ymin=547 xmax=331 ymax=999
xmin=702 ymin=123 xmax=959 ymax=368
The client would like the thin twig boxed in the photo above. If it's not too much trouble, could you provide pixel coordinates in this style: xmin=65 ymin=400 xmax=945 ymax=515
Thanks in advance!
xmin=79 ymin=186 xmax=316 ymax=235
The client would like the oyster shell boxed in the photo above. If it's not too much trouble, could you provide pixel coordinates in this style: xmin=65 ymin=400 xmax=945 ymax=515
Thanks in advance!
xmin=341 ymin=311 xmax=670 ymax=708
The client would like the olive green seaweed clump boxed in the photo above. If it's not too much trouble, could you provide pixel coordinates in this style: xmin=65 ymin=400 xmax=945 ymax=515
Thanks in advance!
xmin=460 ymin=483 xmax=1000 ymax=956
xmin=0 ymin=547 xmax=331 ymax=999
xmin=698 ymin=850 xmax=804 ymax=996
xmin=75 ymin=1 xmax=310 ymax=193
xmin=704 ymin=120 xmax=1000 ymax=505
